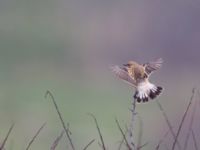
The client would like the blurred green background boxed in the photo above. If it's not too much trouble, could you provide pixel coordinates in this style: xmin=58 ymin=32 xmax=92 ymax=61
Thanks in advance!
xmin=0 ymin=0 xmax=200 ymax=149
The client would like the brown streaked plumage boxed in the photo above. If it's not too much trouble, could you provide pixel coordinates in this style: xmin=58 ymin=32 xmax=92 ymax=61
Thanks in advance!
xmin=123 ymin=61 xmax=147 ymax=82
xmin=111 ymin=58 xmax=163 ymax=103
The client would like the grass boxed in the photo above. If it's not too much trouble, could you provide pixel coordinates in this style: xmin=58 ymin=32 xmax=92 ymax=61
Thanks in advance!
xmin=0 ymin=88 xmax=199 ymax=150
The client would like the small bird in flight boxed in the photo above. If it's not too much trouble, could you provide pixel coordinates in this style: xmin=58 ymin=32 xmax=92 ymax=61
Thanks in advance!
xmin=111 ymin=58 xmax=163 ymax=103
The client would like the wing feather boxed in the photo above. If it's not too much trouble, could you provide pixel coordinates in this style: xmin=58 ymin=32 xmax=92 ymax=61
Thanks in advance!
xmin=110 ymin=65 xmax=136 ymax=87
xmin=143 ymin=58 xmax=163 ymax=75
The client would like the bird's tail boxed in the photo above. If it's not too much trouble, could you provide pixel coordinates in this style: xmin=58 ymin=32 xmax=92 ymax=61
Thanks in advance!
xmin=133 ymin=81 xmax=163 ymax=103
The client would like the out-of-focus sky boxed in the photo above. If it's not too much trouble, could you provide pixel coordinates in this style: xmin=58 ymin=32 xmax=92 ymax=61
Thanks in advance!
xmin=0 ymin=0 xmax=200 ymax=149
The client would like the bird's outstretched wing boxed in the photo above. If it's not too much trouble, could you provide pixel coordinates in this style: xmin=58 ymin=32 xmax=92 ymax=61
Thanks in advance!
xmin=110 ymin=65 xmax=136 ymax=87
xmin=143 ymin=58 xmax=163 ymax=75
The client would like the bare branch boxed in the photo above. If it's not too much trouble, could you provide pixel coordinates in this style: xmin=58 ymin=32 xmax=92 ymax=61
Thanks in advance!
xmin=82 ymin=139 xmax=95 ymax=150
xmin=136 ymin=115 xmax=143 ymax=150
xmin=191 ymin=129 xmax=198 ymax=150
xmin=26 ymin=122 xmax=46 ymax=150
xmin=88 ymin=113 xmax=106 ymax=150
xmin=172 ymin=88 xmax=196 ymax=150
xmin=115 ymin=119 xmax=132 ymax=150
xmin=0 ymin=123 xmax=14 ymax=150
xmin=128 ymin=98 xmax=137 ymax=149
xmin=45 ymin=90 xmax=75 ymax=150
xmin=156 ymin=100 xmax=182 ymax=150
xmin=155 ymin=130 xmax=169 ymax=150
xmin=183 ymin=92 xmax=198 ymax=150
xmin=137 ymin=142 xmax=148 ymax=150
xmin=50 ymin=130 xmax=64 ymax=150
xmin=117 ymin=128 xmax=128 ymax=150
xmin=198 ymin=90 xmax=200 ymax=107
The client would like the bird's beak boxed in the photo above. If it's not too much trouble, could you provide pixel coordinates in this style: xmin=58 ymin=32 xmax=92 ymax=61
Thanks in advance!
xmin=123 ymin=64 xmax=129 ymax=67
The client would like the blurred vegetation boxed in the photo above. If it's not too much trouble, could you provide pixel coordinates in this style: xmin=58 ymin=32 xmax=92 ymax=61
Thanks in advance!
xmin=0 ymin=0 xmax=200 ymax=149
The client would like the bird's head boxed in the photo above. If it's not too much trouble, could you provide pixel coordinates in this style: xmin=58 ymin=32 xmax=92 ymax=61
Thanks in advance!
xmin=123 ymin=61 xmax=137 ymax=68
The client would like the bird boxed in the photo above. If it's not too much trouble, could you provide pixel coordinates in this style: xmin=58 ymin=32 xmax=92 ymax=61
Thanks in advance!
xmin=111 ymin=58 xmax=163 ymax=103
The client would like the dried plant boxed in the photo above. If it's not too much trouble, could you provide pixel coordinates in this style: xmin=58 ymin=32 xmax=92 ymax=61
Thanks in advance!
xmin=156 ymin=100 xmax=182 ymax=150
xmin=172 ymin=88 xmax=196 ymax=150
xmin=50 ymin=130 xmax=64 ymax=150
xmin=82 ymin=139 xmax=95 ymax=150
xmin=191 ymin=129 xmax=198 ymax=150
xmin=45 ymin=90 xmax=75 ymax=150
xmin=115 ymin=119 xmax=132 ymax=150
xmin=0 ymin=123 xmax=14 ymax=150
xmin=183 ymin=90 xmax=198 ymax=150
xmin=88 ymin=113 xmax=106 ymax=150
xmin=1 ymin=88 xmax=200 ymax=150
xmin=26 ymin=122 xmax=46 ymax=150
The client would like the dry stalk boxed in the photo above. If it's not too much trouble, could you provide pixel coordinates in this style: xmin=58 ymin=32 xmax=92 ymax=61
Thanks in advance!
xmin=88 ymin=113 xmax=106 ymax=150
xmin=183 ymin=92 xmax=197 ymax=150
xmin=115 ymin=119 xmax=132 ymax=150
xmin=128 ymin=98 xmax=137 ymax=149
xmin=137 ymin=142 xmax=148 ymax=150
xmin=26 ymin=122 xmax=46 ymax=150
xmin=117 ymin=126 xmax=128 ymax=150
xmin=172 ymin=88 xmax=196 ymax=150
xmin=156 ymin=100 xmax=182 ymax=150
xmin=0 ymin=123 xmax=14 ymax=150
xmin=45 ymin=90 xmax=75 ymax=150
xmin=136 ymin=115 xmax=143 ymax=150
xmin=50 ymin=130 xmax=64 ymax=150
xmin=155 ymin=130 xmax=169 ymax=150
xmin=191 ymin=129 xmax=198 ymax=150
xmin=82 ymin=139 xmax=95 ymax=150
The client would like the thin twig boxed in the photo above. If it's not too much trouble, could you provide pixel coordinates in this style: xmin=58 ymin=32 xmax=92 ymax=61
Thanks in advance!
xmin=156 ymin=143 xmax=161 ymax=150
xmin=137 ymin=142 xmax=148 ymax=150
xmin=198 ymin=90 xmax=200 ymax=107
xmin=82 ymin=139 xmax=95 ymax=150
xmin=50 ymin=130 xmax=64 ymax=150
xmin=88 ymin=113 xmax=106 ymax=150
xmin=115 ymin=119 xmax=132 ymax=150
xmin=156 ymin=100 xmax=182 ymax=150
xmin=0 ymin=123 xmax=14 ymax=150
xmin=117 ymin=128 xmax=128 ymax=150
xmin=26 ymin=122 xmax=46 ymax=150
xmin=172 ymin=88 xmax=196 ymax=150
xmin=117 ymin=139 xmax=124 ymax=150
xmin=191 ymin=129 xmax=198 ymax=150
xmin=45 ymin=90 xmax=75 ymax=150
xmin=155 ymin=130 xmax=170 ymax=150
xmin=136 ymin=115 xmax=143 ymax=150
xmin=128 ymin=98 xmax=137 ymax=149
xmin=183 ymin=92 xmax=198 ymax=150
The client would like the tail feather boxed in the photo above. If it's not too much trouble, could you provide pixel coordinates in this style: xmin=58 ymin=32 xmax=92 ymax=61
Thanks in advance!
xmin=134 ymin=91 xmax=149 ymax=103
xmin=134 ymin=82 xmax=163 ymax=103
xmin=149 ymin=86 xmax=163 ymax=99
